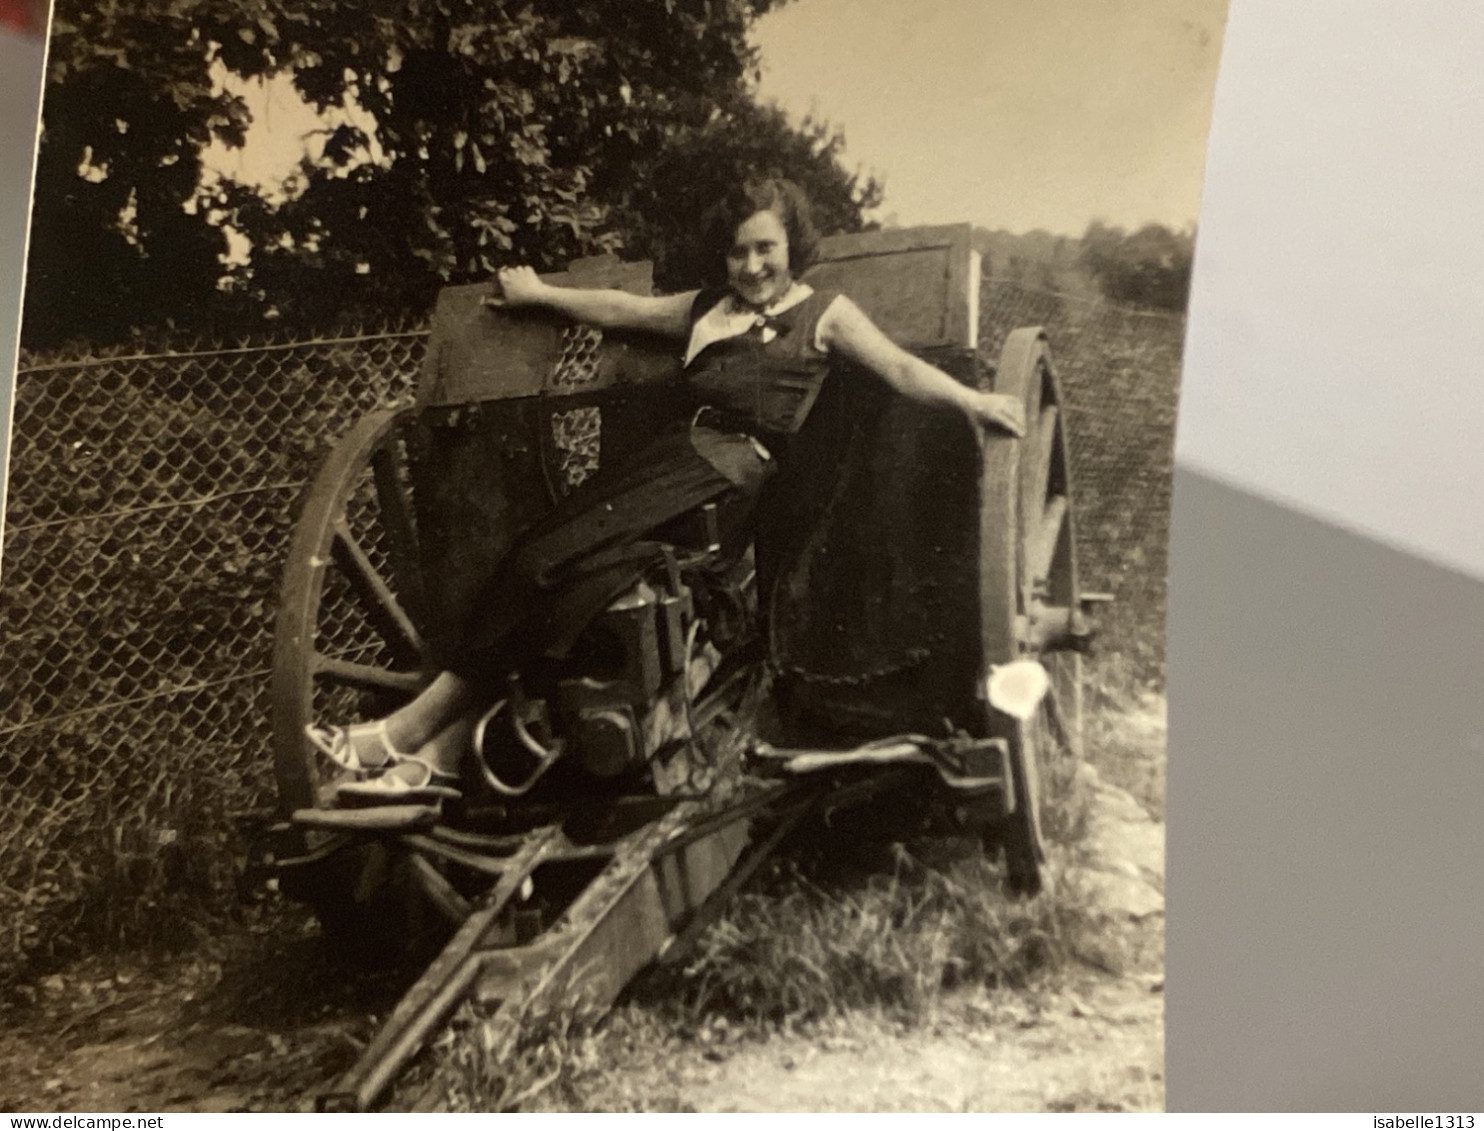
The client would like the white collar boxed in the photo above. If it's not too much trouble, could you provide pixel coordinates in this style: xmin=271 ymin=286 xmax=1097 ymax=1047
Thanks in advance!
xmin=682 ymin=282 xmax=814 ymax=367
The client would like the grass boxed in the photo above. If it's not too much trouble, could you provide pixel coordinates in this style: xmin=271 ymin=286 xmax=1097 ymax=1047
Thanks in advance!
xmin=638 ymin=841 xmax=1120 ymax=1023
xmin=428 ymin=835 xmax=1148 ymax=1112
xmin=1083 ymin=653 xmax=1167 ymax=821
xmin=1044 ymin=1061 xmax=1166 ymax=1114
xmin=427 ymin=847 xmax=1126 ymax=1111
xmin=435 ymin=991 xmax=616 ymax=1113
xmin=0 ymin=771 xmax=266 ymax=1002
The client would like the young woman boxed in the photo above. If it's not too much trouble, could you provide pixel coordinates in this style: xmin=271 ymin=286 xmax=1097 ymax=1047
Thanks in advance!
xmin=311 ymin=178 xmax=1024 ymax=800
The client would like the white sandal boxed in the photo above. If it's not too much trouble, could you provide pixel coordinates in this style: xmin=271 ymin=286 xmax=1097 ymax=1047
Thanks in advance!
xmin=305 ymin=719 xmax=414 ymax=774
xmin=334 ymin=758 xmax=462 ymax=805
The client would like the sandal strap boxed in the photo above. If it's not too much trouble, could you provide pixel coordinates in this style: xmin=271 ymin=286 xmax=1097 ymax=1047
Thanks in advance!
xmin=334 ymin=758 xmax=461 ymax=804
xmin=305 ymin=720 xmax=414 ymax=773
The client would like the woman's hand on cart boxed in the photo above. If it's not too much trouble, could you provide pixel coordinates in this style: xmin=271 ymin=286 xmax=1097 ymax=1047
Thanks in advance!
xmin=967 ymin=391 xmax=1027 ymax=438
xmin=485 ymin=265 xmax=546 ymax=309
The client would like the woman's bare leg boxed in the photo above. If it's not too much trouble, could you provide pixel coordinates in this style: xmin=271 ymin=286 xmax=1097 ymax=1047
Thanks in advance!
xmin=413 ymin=714 xmax=477 ymax=776
xmin=380 ymin=671 xmax=478 ymax=751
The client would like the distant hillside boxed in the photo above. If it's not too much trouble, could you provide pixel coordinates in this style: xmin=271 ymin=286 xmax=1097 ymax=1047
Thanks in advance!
xmin=969 ymin=229 xmax=1102 ymax=299
xmin=965 ymin=224 xmax=1193 ymax=312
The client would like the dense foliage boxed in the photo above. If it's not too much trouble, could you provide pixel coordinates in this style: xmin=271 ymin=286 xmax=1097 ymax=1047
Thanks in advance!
xmin=22 ymin=0 xmax=882 ymax=348
xmin=24 ymin=1 xmax=257 ymax=347
xmin=1078 ymin=221 xmax=1194 ymax=312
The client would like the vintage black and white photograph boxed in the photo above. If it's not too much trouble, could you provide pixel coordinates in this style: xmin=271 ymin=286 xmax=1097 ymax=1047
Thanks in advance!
xmin=1 ymin=0 xmax=1225 ymax=1112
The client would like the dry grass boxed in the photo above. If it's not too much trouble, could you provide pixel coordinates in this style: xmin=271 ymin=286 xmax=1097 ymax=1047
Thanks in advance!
xmin=435 ymin=991 xmax=615 ymax=1113
xmin=428 ymin=840 xmax=1141 ymax=1112
xmin=1044 ymin=1059 xmax=1166 ymax=1113
xmin=1083 ymin=654 xmax=1167 ymax=821
xmin=639 ymin=842 xmax=1130 ymax=1023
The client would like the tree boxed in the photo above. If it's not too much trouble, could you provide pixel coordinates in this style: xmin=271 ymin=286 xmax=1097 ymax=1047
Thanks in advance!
xmin=1078 ymin=220 xmax=1194 ymax=312
xmin=610 ymin=100 xmax=883 ymax=293
xmin=21 ymin=1 xmax=269 ymax=348
xmin=235 ymin=0 xmax=873 ymax=331
xmin=22 ymin=0 xmax=880 ymax=346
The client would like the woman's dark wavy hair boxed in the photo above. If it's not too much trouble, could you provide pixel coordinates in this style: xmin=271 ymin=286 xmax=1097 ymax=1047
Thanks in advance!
xmin=699 ymin=177 xmax=822 ymax=287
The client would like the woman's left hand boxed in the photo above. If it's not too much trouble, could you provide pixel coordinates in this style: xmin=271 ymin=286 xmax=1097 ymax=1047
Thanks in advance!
xmin=967 ymin=391 xmax=1026 ymax=438
xmin=487 ymin=265 xmax=547 ymax=308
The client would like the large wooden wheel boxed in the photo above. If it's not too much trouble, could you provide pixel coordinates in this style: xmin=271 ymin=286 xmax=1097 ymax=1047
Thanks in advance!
xmin=979 ymin=328 xmax=1084 ymax=896
xmin=271 ymin=406 xmax=433 ymax=818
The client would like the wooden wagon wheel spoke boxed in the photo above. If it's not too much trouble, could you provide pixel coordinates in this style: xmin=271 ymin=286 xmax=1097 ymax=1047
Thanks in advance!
xmin=1040 ymin=669 xmax=1075 ymax=750
xmin=271 ymin=407 xmax=433 ymax=817
xmin=1027 ymin=494 xmax=1069 ymax=591
xmin=370 ymin=442 xmax=428 ymax=630
xmin=330 ymin=518 xmax=426 ymax=662
xmin=1013 ymin=715 xmax=1047 ymax=864
xmin=1020 ymin=405 xmax=1059 ymax=574
xmin=312 ymin=655 xmax=429 ymax=696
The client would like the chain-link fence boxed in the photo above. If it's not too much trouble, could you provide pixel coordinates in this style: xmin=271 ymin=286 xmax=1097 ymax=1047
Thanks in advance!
xmin=0 ymin=280 xmax=1183 ymax=983
xmin=1 ymin=330 xmax=424 ymax=981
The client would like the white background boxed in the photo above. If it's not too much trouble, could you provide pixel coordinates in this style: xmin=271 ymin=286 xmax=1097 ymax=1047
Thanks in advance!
xmin=1 ymin=26 xmax=43 ymax=519
xmin=1179 ymin=0 xmax=1484 ymax=580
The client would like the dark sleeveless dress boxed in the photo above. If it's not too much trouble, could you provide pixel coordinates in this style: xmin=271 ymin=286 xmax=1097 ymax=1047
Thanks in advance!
xmin=445 ymin=286 xmax=857 ymax=682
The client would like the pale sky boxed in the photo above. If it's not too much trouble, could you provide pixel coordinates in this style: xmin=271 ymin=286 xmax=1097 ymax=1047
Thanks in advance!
xmin=752 ymin=0 xmax=1229 ymax=235
xmin=204 ymin=70 xmax=379 ymax=198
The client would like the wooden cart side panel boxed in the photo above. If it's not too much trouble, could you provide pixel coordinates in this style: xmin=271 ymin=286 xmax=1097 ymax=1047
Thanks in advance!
xmin=419 ymin=228 xmax=985 ymax=410
xmin=806 ymin=223 xmax=982 ymax=353
xmin=417 ymin=256 xmax=658 ymax=409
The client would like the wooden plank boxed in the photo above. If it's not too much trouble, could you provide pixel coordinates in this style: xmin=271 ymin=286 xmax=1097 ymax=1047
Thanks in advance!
xmin=312 ymin=655 xmax=426 ymax=695
xmin=417 ymin=256 xmax=655 ymax=408
xmin=290 ymin=805 xmax=439 ymax=833
xmin=815 ymin=222 xmax=975 ymax=261
xmin=1020 ymin=405 xmax=1060 ymax=579
xmin=805 ymin=223 xmax=979 ymax=351
xmin=1028 ymin=495 xmax=1070 ymax=586
xmin=322 ymin=826 xmax=563 ymax=1111
xmin=945 ymin=245 xmax=981 ymax=351
xmin=421 ymin=225 xmax=983 ymax=408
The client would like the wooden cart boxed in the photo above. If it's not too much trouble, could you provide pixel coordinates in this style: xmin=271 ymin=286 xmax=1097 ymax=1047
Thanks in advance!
xmin=256 ymin=223 xmax=1096 ymax=1110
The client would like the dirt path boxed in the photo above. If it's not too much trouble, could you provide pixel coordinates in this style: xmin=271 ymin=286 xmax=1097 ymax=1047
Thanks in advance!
xmin=0 ymin=764 xmax=1163 ymax=1114
xmin=578 ymin=970 xmax=1163 ymax=1113
xmin=0 ymin=926 xmax=391 ymax=1113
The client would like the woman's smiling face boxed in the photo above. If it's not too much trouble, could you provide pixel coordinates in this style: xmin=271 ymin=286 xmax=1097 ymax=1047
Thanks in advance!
xmin=726 ymin=209 xmax=793 ymax=309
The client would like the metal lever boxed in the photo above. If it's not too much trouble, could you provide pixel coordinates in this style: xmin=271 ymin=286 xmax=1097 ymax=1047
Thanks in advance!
xmin=472 ymin=699 xmax=564 ymax=797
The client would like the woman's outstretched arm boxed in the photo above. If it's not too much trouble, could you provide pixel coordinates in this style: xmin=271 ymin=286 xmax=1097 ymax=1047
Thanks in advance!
xmin=487 ymin=266 xmax=698 ymax=338
xmin=818 ymin=295 xmax=1026 ymax=437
